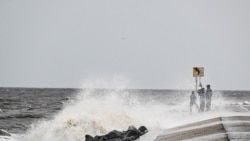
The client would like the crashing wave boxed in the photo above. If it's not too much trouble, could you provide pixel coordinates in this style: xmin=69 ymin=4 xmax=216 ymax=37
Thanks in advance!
xmin=0 ymin=129 xmax=10 ymax=136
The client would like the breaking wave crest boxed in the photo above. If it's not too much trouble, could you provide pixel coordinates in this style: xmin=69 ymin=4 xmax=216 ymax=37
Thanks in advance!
xmin=20 ymin=88 xmax=178 ymax=141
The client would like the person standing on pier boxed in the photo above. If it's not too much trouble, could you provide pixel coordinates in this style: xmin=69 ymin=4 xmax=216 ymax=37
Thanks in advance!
xmin=198 ymin=87 xmax=206 ymax=112
xmin=206 ymin=84 xmax=212 ymax=111
xmin=190 ymin=91 xmax=200 ymax=114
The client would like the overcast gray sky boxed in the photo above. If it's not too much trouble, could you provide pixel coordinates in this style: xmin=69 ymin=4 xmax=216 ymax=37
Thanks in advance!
xmin=0 ymin=0 xmax=250 ymax=90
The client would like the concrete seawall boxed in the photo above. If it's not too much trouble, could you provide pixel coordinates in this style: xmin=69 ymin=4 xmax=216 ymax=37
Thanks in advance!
xmin=153 ymin=116 xmax=250 ymax=141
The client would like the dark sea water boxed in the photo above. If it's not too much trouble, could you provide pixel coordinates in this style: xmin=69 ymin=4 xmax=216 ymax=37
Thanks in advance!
xmin=0 ymin=87 xmax=249 ymax=141
xmin=0 ymin=88 xmax=79 ymax=134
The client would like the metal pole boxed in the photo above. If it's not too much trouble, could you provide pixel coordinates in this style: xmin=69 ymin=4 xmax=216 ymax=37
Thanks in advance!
xmin=195 ymin=74 xmax=198 ymax=93
xmin=195 ymin=76 xmax=197 ymax=91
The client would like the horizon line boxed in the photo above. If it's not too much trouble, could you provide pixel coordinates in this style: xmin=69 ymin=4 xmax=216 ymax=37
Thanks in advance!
xmin=0 ymin=86 xmax=249 ymax=91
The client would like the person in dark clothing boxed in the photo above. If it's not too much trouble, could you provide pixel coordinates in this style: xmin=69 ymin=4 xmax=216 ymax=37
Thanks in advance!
xmin=198 ymin=87 xmax=206 ymax=112
xmin=190 ymin=91 xmax=200 ymax=114
xmin=85 ymin=126 xmax=148 ymax=141
xmin=206 ymin=84 xmax=212 ymax=111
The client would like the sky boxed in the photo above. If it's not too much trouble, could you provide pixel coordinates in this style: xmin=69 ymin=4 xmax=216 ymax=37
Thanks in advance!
xmin=0 ymin=0 xmax=250 ymax=90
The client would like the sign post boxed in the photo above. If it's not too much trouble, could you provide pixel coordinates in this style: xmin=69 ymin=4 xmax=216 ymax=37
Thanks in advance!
xmin=193 ymin=67 xmax=204 ymax=92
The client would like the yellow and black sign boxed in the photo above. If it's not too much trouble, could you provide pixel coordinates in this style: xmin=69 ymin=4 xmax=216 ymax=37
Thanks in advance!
xmin=193 ymin=67 xmax=204 ymax=77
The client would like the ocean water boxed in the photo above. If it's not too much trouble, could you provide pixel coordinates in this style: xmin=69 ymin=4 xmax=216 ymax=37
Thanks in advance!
xmin=0 ymin=87 xmax=250 ymax=141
